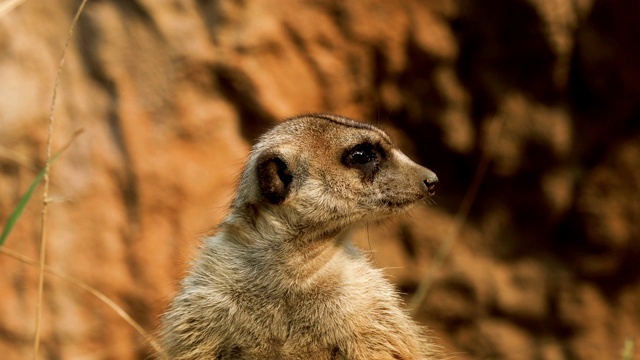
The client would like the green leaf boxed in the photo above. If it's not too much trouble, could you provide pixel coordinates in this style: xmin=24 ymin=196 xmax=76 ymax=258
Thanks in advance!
xmin=0 ymin=151 xmax=65 ymax=248
xmin=0 ymin=129 xmax=83 ymax=248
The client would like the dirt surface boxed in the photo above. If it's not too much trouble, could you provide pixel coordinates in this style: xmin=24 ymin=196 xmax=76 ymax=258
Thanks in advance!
xmin=0 ymin=1 xmax=639 ymax=359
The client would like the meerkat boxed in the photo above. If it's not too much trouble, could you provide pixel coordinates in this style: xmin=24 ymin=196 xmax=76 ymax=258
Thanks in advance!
xmin=161 ymin=114 xmax=440 ymax=359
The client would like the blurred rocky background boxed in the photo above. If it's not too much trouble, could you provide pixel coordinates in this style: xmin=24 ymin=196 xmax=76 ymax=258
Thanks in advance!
xmin=1 ymin=0 xmax=639 ymax=359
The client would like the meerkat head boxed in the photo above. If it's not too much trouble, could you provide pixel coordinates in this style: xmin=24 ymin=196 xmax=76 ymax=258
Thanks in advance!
xmin=232 ymin=114 xmax=438 ymax=238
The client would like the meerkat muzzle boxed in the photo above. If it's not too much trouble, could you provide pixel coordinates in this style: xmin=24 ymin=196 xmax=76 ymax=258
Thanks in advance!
xmin=423 ymin=171 xmax=438 ymax=196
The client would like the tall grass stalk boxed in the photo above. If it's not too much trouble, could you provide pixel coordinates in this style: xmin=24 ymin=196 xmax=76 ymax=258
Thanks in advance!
xmin=33 ymin=0 xmax=90 ymax=358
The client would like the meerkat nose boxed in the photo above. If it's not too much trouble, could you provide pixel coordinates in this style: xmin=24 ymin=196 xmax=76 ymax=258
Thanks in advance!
xmin=422 ymin=172 xmax=438 ymax=195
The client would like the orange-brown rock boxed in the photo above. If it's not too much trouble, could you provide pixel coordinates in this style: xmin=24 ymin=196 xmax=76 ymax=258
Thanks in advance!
xmin=0 ymin=1 xmax=639 ymax=359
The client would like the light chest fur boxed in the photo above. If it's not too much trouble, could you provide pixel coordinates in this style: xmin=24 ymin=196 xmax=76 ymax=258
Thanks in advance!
xmin=161 ymin=114 xmax=440 ymax=359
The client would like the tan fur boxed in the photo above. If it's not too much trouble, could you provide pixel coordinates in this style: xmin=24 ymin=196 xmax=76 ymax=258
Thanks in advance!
xmin=161 ymin=114 xmax=440 ymax=359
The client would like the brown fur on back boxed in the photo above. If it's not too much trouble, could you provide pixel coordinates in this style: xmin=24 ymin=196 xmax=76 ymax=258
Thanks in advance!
xmin=161 ymin=114 xmax=441 ymax=359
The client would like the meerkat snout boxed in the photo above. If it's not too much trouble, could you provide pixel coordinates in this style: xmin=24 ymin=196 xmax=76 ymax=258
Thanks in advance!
xmin=423 ymin=170 xmax=438 ymax=196
xmin=161 ymin=114 xmax=442 ymax=360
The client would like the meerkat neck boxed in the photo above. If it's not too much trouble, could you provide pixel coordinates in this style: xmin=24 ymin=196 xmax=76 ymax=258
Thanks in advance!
xmin=223 ymin=204 xmax=345 ymax=246
xmin=214 ymin=206 xmax=351 ymax=287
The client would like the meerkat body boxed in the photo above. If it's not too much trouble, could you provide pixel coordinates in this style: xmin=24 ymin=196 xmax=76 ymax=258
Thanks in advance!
xmin=161 ymin=114 xmax=440 ymax=359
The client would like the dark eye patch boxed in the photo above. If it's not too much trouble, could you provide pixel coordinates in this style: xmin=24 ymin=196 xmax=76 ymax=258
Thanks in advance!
xmin=342 ymin=142 xmax=385 ymax=181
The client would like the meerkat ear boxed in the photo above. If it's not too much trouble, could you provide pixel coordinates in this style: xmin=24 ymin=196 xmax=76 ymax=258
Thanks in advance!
xmin=256 ymin=154 xmax=293 ymax=204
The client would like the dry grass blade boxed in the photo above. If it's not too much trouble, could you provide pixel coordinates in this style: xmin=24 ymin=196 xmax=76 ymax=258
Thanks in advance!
xmin=0 ymin=145 xmax=34 ymax=170
xmin=409 ymin=116 xmax=506 ymax=316
xmin=0 ymin=247 xmax=167 ymax=359
xmin=34 ymin=0 xmax=90 ymax=358
xmin=0 ymin=0 xmax=25 ymax=18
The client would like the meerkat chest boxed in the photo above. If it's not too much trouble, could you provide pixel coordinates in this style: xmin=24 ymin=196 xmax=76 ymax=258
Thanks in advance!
xmin=232 ymin=262 xmax=398 ymax=350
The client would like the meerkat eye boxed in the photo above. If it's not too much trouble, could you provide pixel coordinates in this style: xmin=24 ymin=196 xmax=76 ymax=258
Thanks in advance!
xmin=352 ymin=149 xmax=375 ymax=164
xmin=346 ymin=143 xmax=379 ymax=165
xmin=342 ymin=143 xmax=384 ymax=181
